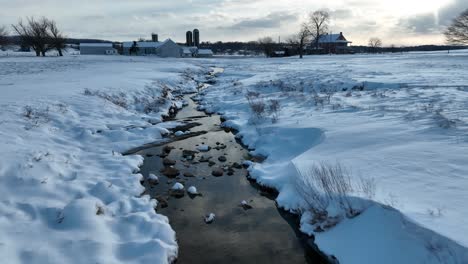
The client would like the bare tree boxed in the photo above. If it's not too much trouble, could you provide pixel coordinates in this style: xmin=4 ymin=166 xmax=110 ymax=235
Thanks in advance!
xmin=368 ymin=37 xmax=382 ymax=53
xmin=0 ymin=26 xmax=8 ymax=48
xmin=288 ymin=23 xmax=311 ymax=59
xmin=309 ymin=10 xmax=330 ymax=50
xmin=12 ymin=17 xmax=52 ymax=56
xmin=47 ymin=20 xmax=66 ymax=56
xmin=257 ymin=36 xmax=275 ymax=57
xmin=445 ymin=9 xmax=468 ymax=45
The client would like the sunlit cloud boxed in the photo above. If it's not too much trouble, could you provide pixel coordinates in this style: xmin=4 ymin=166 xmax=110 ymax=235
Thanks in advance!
xmin=0 ymin=0 xmax=466 ymax=45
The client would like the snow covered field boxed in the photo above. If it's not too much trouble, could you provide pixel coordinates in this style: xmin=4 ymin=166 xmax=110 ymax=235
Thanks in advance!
xmin=1 ymin=50 xmax=468 ymax=264
xmin=197 ymin=50 xmax=468 ymax=263
xmin=0 ymin=54 xmax=202 ymax=263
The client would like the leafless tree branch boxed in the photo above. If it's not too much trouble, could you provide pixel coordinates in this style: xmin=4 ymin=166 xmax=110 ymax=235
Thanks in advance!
xmin=12 ymin=17 xmax=66 ymax=57
xmin=368 ymin=37 xmax=383 ymax=53
xmin=309 ymin=10 xmax=330 ymax=50
xmin=288 ymin=23 xmax=311 ymax=59
xmin=0 ymin=26 xmax=9 ymax=47
xmin=445 ymin=9 xmax=468 ymax=45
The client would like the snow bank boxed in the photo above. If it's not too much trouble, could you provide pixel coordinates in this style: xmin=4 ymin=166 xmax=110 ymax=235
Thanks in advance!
xmin=198 ymin=51 xmax=468 ymax=263
xmin=0 ymin=55 xmax=203 ymax=263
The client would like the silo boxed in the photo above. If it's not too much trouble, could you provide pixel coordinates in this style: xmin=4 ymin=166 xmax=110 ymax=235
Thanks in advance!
xmin=151 ymin=33 xmax=159 ymax=42
xmin=186 ymin=31 xmax=193 ymax=46
xmin=193 ymin=29 xmax=200 ymax=47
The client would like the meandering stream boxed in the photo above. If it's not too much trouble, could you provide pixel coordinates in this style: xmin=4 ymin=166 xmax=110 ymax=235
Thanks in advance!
xmin=132 ymin=69 xmax=331 ymax=264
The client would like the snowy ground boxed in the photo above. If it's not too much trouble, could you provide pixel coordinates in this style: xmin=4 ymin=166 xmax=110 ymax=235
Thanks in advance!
xmin=2 ymin=50 xmax=468 ymax=264
xmin=197 ymin=50 xmax=468 ymax=263
xmin=0 ymin=54 xmax=204 ymax=263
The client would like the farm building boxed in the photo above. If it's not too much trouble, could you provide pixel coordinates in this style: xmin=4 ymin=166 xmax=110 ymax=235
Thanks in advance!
xmin=196 ymin=49 xmax=214 ymax=58
xmin=122 ymin=39 xmax=181 ymax=58
xmin=182 ymin=47 xmax=198 ymax=57
xmin=80 ymin=43 xmax=118 ymax=55
xmin=314 ymin=32 xmax=353 ymax=54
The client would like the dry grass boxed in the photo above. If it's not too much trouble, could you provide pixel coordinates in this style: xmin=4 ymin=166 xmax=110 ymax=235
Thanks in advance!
xmin=295 ymin=162 xmax=377 ymax=223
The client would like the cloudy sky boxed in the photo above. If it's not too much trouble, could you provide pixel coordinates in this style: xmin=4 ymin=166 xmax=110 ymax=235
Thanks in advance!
xmin=0 ymin=0 xmax=466 ymax=45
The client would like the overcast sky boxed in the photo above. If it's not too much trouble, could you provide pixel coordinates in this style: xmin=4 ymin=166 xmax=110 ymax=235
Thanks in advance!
xmin=0 ymin=0 xmax=466 ymax=45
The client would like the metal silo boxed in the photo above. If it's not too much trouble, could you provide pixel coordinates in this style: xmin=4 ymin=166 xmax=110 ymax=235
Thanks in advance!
xmin=186 ymin=31 xmax=193 ymax=46
xmin=151 ymin=33 xmax=158 ymax=42
xmin=193 ymin=29 xmax=200 ymax=47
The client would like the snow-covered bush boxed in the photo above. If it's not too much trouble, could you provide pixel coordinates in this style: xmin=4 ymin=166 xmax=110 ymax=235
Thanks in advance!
xmin=246 ymin=91 xmax=266 ymax=119
xmin=267 ymin=99 xmax=281 ymax=123
xmin=22 ymin=105 xmax=50 ymax=128
xmin=83 ymin=89 xmax=128 ymax=109
xmin=434 ymin=109 xmax=457 ymax=129
xmin=295 ymin=162 xmax=375 ymax=231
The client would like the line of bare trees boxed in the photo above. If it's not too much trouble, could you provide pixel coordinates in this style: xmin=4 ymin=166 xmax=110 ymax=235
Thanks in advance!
xmin=1 ymin=17 xmax=66 ymax=56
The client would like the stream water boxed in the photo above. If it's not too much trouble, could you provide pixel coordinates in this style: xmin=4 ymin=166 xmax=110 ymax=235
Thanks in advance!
xmin=133 ymin=72 xmax=331 ymax=263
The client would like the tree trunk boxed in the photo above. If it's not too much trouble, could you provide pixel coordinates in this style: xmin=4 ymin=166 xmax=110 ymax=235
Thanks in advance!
xmin=35 ymin=50 xmax=40 ymax=57
xmin=58 ymin=48 xmax=63 ymax=56
xmin=41 ymin=50 xmax=46 ymax=56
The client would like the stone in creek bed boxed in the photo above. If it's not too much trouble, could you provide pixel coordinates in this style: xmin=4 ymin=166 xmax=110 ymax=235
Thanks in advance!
xmin=163 ymin=146 xmax=174 ymax=154
xmin=184 ymin=172 xmax=195 ymax=177
xmin=218 ymin=156 xmax=227 ymax=162
xmin=182 ymin=150 xmax=198 ymax=160
xmin=241 ymin=201 xmax=253 ymax=210
xmin=170 ymin=189 xmax=185 ymax=198
xmin=161 ymin=167 xmax=180 ymax=178
xmin=227 ymin=169 xmax=235 ymax=176
xmin=212 ymin=168 xmax=224 ymax=177
xmin=163 ymin=158 xmax=177 ymax=166
xmin=232 ymin=162 xmax=242 ymax=169
xmin=156 ymin=196 xmax=169 ymax=208
xmin=208 ymin=161 xmax=216 ymax=167
xmin=214 ymin=145 xmax=227 ymax=150
xmin=199 ymin=156 xmax=212 ymax=163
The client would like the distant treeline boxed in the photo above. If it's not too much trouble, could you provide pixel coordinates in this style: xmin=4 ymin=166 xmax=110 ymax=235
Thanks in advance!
xmin=4 ymin=35 xmax=112 ymax=45
xmin=199 ymin=41 xmax=466 ymax=55
xmin=350 ymin=45 xmax=467 ymax=53
xmin=4 ymin=35 xmax=466 ymax=55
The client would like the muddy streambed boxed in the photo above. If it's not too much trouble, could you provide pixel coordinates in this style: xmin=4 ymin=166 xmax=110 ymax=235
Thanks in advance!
xmin=133 ymin=91 xmax=330 ymax=263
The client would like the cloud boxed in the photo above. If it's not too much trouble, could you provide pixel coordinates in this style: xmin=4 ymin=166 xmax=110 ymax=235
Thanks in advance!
xmin=329 ymin=9 xmax=354 ymax=19
xmin=398 ymin=13 xmax=439 ymax=34
xmin=0 ymin=0 xmax=462 ymax=44
xmin=438 ymin=0 xmax=468 ymax=25
xmin=397 ymin=0 xmax=467 ymax=35
xmin=223 ymin=11 xmax=298 ymax=30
